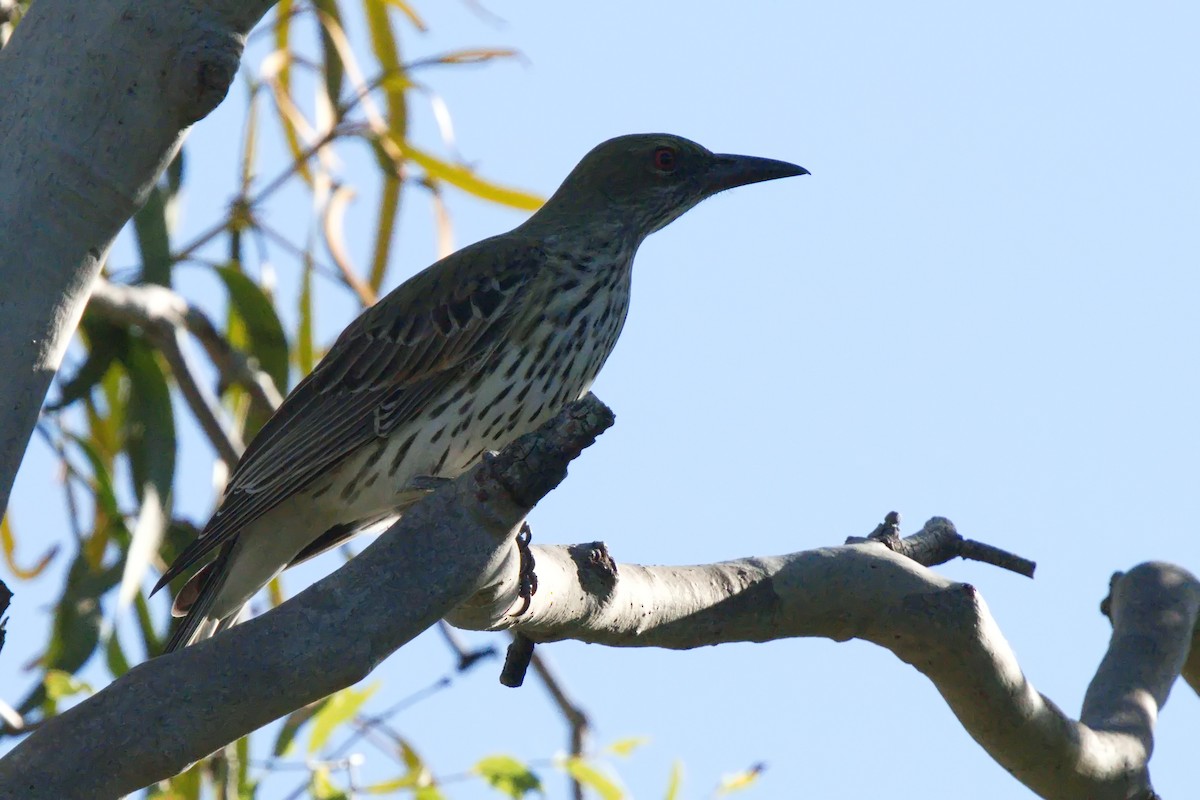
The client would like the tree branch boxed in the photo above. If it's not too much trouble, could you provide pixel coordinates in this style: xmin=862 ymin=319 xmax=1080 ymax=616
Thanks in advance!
xmin=445 ymin=519 xmax=1198 ymax=800
xmin=87 ymin=279 xmax=245 ymax=466
xmin=0 ymin=395 xmax=615 ymax=799
xmin=88 ymin=276 xmax=281 ymax=415
xmin=0 ymin=0 xmax=278 ymax=514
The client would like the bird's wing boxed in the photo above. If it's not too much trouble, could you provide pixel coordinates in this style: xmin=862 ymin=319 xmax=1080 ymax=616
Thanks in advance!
xmin=154 ymin=236 xmax=539 ymax=592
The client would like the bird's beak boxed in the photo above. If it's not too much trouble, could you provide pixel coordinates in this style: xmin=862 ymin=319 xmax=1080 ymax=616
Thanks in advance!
xmin=704 ymin=154 xmax=809 ymax=195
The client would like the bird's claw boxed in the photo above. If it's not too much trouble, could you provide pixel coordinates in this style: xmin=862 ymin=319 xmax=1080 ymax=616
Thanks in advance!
xmin=513 ymin=522 xmax=538 ymax=616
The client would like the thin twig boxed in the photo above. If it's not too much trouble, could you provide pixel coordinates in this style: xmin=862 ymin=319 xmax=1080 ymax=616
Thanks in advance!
xmin=86 ymin=280 xmax=249 ymax=465
xmin=529 ymin=650 xmax=589 ymax=800
xmin=435 ymin=621 xmax=498 ymax=671
xmin=159 ymin=325 xmax=243 ymax=465
xmin=847 ymin=512 xmax=1036 ymax=578
xmin=183 ymin=307 xmax=282 ymax=414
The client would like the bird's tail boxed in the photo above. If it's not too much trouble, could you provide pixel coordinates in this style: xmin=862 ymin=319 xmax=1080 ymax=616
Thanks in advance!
xmin=162 ymin=542 xmax=243 ymax=653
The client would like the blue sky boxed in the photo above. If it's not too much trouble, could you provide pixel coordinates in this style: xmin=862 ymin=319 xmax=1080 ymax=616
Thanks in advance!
xmin=4 ymin=1 xmax=1200 ymax=797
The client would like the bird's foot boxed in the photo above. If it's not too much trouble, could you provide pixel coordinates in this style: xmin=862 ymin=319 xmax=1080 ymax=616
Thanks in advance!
xmin=512 ymin=521 xmax=538 ymax=616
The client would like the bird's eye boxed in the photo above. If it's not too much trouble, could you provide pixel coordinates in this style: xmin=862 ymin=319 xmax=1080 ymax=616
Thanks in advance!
xmin=653 ymin=146 xmax=677 ymax=172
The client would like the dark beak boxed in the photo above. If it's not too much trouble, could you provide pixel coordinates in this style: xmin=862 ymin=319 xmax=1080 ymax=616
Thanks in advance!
xmin=704 ymin=153 xmax=809 ymax=194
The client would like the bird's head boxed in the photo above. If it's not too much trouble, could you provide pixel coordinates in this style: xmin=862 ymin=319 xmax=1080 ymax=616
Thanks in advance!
xmin=532 ymin=133 xmax=808 ymax=239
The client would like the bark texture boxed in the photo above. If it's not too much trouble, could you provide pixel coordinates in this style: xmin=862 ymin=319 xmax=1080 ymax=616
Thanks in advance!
xmin=0 ymin=0 xmax=276 ymax=514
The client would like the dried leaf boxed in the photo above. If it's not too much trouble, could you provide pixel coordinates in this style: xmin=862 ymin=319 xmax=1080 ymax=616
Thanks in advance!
xmin=322 ymin=184 xmax=376 ymax=306
xmin=269 ymin=0 xmax=313 ymax=184
xmin=420 ymin=47 xmax=520 ymax=66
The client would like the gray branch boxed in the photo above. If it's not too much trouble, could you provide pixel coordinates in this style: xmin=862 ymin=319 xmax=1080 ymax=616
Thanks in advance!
xmin=0 ymin=0 xmax=277 ymax=514
xmin=446 ymin=521 xmax=1199 ymax=800
xmin=87 ymin=278 xmax=287 ymax=465
xmin=0 ymin=395 xmax=615 ymax=799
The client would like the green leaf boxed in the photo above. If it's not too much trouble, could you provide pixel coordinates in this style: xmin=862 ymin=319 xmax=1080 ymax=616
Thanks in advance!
xmin=297 ymin=255 xmax=315 ymax=375
xmin=363 ymin=0 xmax=408 ymax=140
xmin=398 ymin=737 xmax=425 ymax=771
xmin=68 ymin=433 xmax=120 ymax=520
xmin=133 ymin=186 xmax=173 ymax=286
xmin=50 ymin=318 xmax=129 ymax=411
xmin=151 ymin=759 xmax=203 ymax=799
xmin=363 ymin=775 xmax=419 ymax=794
xmin=314 ymin=0 xmax=346 ymax=109
xmin=104 ymin=631 xmax=130 ymax=678
xmin=133 ymin=585 xmax=162 ymax=660
xmin=43 ymin=669 xmax=93 ymax=702
xmin=361 ymin=748 xmax=442 ymax=797
xmin=311 ymin=766 xmax=351 ymax=800
xmin=605 ymin=737 xmax=649 ymax=758
xmin=368 ymin=175 xmax=402 ymax=293
xmin=166 ymin=146 xmax=185 ymax=198
xmin=474 ymin=755 xmax=541 ymax=798
xmin=236 ymin=734 xmax=256 ymax=799
xmin=20 ymin=550 xmax=123 ymax=713
xmin=120 ymin=339 xmax=176 ymax=508
xmin=308 ymin=683 xmax=378 ymax=754
xmin=561 ymin=757 xmax=623 ymax=800
xmin=274 ymin=701 xmax=325 ymax=757
xmin=214 ymin=264 xmax=290 ymax=398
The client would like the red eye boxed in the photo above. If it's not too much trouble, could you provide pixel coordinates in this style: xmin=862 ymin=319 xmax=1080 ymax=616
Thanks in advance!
xmin=653 ymin=146 xmax=677 ymax=172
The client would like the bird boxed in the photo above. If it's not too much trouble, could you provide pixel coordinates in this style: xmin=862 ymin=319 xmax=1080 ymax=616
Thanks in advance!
xmin=153 ymin=133 xmax=807 ymax=651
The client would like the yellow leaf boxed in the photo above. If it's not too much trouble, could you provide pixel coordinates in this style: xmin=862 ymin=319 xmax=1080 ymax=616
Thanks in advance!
xmin=562 ymin=757 xmax=623 ymax=800
xmin=363 ymin=0 xmax=408 ymax=141
xmin=395 ymin=140 xmax=543 ymax=211
xmin=308 ymin=683 xmax=379 ymax=754
xmin=605 ymin=736 xmax=649 ymax=757
xmin=382 ymin=0 xmax=428 ymax=31
xmin=269 ymin=2 xmax=313 ymax=185
xmin=716 ymin=763 xmax=765 ymax=795
xmin=664 ymin=761 xmax=682 ymax=800
xmin=44 ymin=669 xmax=93 ymax=701
xmin=0 ymin=513 xmax=58 ymax=580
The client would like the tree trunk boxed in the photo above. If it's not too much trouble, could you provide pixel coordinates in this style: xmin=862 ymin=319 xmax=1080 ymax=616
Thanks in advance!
xmin=0 ymin=0 xmax=276 ymax=513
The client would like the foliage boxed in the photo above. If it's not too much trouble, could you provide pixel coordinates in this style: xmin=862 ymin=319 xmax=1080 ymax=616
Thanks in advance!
xmin=0 ymin=2 xmax=762 ymax=797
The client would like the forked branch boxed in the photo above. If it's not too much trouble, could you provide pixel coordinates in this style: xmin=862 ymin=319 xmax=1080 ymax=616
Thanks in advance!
xmin=447 ymin=519 xmax=1198 ymax=800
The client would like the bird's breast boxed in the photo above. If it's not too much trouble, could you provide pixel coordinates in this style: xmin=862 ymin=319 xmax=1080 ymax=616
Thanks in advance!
xmin=330 ymin=266 xmax=633 ymax=515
